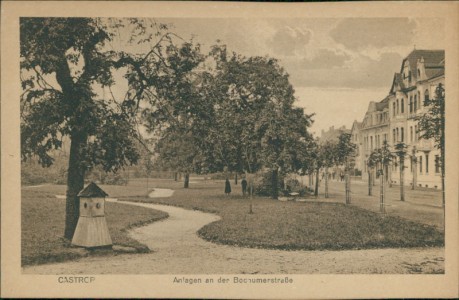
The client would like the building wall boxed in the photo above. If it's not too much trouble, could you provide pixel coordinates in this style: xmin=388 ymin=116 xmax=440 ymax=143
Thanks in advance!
xmin=351 ymin=50 xmax=444 ymax=189
xmin=389 ymin=75 xmax=444 ymax=189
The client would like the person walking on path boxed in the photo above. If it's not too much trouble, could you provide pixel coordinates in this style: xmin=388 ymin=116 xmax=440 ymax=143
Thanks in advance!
xmin=224 ymin=178 xmax=232 ymax=195
xmin=241 ymin=178 xmax=247 ymax=196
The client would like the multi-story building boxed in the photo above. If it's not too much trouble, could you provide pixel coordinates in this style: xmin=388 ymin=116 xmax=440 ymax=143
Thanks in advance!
xmin=353 ymin=97 xmax=390 ymax=180
xmin=319 ymin=125 xmax=351 ymax=177
xmin=319 ymin=125 xmax=350 ymax=143
xmin=352 ymin=49 xmax=444 ymax=189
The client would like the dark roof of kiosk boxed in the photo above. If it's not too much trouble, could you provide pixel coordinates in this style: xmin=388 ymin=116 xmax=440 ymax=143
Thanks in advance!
xmin=77 ymin=182 xmax=109 ymax=197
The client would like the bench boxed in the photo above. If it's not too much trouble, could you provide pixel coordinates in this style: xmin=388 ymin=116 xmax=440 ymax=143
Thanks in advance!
xmin=289 ymin=192 xmax=299 ymax=200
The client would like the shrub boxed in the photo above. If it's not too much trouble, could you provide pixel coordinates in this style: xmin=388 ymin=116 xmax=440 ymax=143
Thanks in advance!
xmin=253 ymin=171 xmax=284 ymax=197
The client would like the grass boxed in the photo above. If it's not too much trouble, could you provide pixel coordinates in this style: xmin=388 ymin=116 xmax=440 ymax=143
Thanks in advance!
xmin=123 ymin=178 xmax=444 ymax=251
xmin=22 ymin=177 xmax=444 ymax=266
xmin=21 ymin=184 xmax=168 ymax=266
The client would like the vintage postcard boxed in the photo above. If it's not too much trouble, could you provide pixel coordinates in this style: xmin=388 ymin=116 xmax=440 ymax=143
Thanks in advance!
xmin=1 ymin=1 xmax=458 ymax=298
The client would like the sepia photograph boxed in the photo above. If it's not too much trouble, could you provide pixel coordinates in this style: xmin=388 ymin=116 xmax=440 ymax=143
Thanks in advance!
xmin=2 ymin=1 xmax=458 ymax=298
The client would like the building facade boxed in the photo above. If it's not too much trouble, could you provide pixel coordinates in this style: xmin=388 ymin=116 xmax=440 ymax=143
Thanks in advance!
xmin=352 ymin=49 xmax=444 ymax=189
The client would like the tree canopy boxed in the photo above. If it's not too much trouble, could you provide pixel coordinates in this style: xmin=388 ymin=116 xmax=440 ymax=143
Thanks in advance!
xmin=20 ymin=17 xmax=204 ymax=238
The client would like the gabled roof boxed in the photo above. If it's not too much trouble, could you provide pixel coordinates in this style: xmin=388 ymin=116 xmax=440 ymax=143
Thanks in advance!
xmin=375 ymin=97 xmax=389 ymax=111
xmin=78 ymin=182 xmax=109 ymax=197
xmin=425 ymin=67 xmax=444 ymax=79
xmin=389 ymin=73 xmax=405 ymax=94
xmin=401 ymin=49 xmax=445 ymax=81
xmin=352 ymin=120 xmax=362 ymax=129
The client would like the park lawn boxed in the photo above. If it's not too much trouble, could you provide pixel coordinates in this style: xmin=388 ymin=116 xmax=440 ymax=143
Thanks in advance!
xmin=21 ymin=186 xmax=168 ymax=266
xmin=124 ymin=178 xmax=444 ymax=251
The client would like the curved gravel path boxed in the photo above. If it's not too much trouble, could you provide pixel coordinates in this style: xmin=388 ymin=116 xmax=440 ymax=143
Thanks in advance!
xmin=23 ymin=201 xmax=444 ymax=274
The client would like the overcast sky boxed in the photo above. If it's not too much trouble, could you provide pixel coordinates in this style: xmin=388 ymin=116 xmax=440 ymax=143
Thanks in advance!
xmin=152 ymin=17 xmax=445 ymax=135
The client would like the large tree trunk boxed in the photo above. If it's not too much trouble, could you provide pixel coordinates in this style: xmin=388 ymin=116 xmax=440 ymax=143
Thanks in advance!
xmin=235 ymin=173 xmax=238 ymax=185
xmin=271 ymin=168 xmax=278 ymax=200
xmin=64 ymin=133 xmax=86 ymax=240
xmin=324 ymin=166 xmax=329 ymax=198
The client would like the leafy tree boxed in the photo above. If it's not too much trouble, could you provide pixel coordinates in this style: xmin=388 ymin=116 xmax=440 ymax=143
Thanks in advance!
xmin=416 ymin=83 xmax=445 ymax=208
xmin=394 ymin=142 xmax=408 ymax=201
xmin=334 ymin=132 xmax=357 ymax=204
xmin=154 ymin=130 xmax=199 ymax=188
xmin=191 ymin=48 xmax=314 ymax=200
xmin=367 ymin=152 xmax=377 ymax=196
xmin=20 ymin=18 xmax=189 ymax=239
xmin=319 ymin=141 xmax=337 ymax=198
xmin=308 ymin=140 xmax=330 ymax=197
xmin=368 ymin=141 xmax=394 ymax=213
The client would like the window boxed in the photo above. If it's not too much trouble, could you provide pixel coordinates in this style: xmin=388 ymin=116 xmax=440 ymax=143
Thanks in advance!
xmin=418 ymin=91 xmax=421 ymax=109
xmin=410 ymin=126 xmax=413 ymax=142
xmin=401 ymin=99 xmax=404 ymax=113
xmin=409 ymin=97 xmax=413 ymax=113
xmin=424 ymin=89 xmax=429 ymax=104
xmin=393 ymin=103 xmax=396 ymax=116
xmin=370 ymin=136 xmax=373 ymax=150
xmin=419 ymin=156 xmax=423 ymax=173
xmin=396 ymin=128 xmax=399 ymax=142
xmin=396 ymin=99 xmax=399 ymax=114
xmin=418 ymin=69 xmax=421 ymax=77
xmin=425 ymin=153 xmax=429 ymax=174
xmin=415 ymin=125 xmax=418 ymax=141
xmin=414 ymin=94 xmax=417 ymax=112
xmin=393 ymin=129 xmax=396 ymax=143
xmin=401 ymin=127 xmax=404 ymax=142
xmin=435 ymin=155 xmax=440 ymax=173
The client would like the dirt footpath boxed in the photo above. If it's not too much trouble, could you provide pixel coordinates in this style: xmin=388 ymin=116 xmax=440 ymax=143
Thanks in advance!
xmin=23 ymin=201 xmax=444 ymax=274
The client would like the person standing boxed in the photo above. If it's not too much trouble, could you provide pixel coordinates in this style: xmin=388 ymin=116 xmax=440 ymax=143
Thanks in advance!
xmin=225 ymin=178 xmax=232 ymax=195
xmin=241 ymin=178 xmax=247 ymax=196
